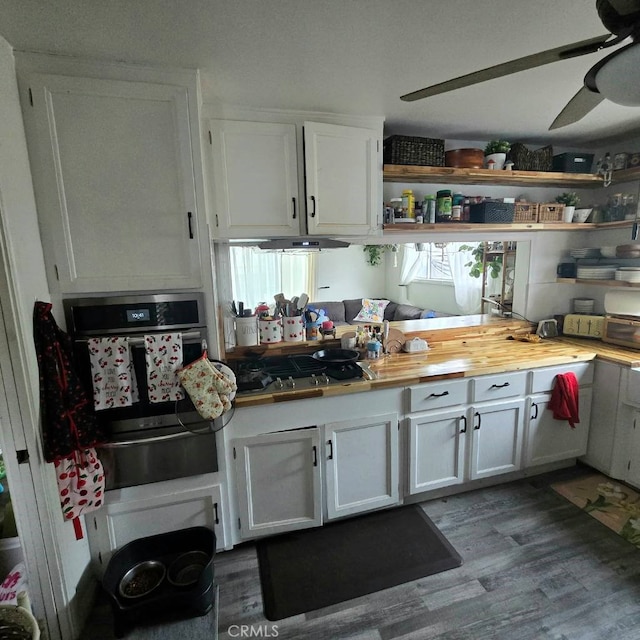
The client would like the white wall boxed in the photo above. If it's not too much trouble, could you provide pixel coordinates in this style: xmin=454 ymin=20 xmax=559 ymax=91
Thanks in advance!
xmin=0 ymin=37 xmax=92 ymax=639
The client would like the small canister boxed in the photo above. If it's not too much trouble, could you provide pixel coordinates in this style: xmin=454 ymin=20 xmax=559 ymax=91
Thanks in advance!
xmin=436 ymin=189 xmax=452 ymax=222
xmin=402 ymin=190 xmax=415 ymax=219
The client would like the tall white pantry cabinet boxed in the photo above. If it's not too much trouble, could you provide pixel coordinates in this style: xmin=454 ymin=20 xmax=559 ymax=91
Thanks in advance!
xmin=18 ymin=59 xmax=208 ymax=294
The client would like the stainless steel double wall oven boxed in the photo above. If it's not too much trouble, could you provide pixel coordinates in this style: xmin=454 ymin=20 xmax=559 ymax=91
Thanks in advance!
xmin=64 ymin=293 xmax=218 ymax=490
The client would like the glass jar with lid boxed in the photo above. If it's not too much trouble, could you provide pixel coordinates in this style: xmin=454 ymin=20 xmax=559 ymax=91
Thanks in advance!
xmin=436 ymin=190 xmax=452 ymax=221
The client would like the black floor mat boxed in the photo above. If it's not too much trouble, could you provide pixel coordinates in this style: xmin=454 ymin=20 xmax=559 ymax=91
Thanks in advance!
xmin=256 ymin=505 xmax=463 ymax=621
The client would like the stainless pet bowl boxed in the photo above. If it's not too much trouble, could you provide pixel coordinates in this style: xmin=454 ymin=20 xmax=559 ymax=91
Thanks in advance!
xmin=167 ymin=550 xmax=210 ymax=587
xmin=118 ymin=560 xmax=166 ymax=599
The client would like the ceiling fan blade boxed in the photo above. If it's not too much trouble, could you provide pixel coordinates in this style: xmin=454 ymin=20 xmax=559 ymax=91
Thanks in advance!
xmin=400 ymin=34 xmax=610 ymax=102
xmin=548 ymin=86 xmax=605 ymax=129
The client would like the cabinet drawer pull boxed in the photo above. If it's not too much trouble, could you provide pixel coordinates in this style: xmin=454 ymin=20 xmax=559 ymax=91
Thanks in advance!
xmin=490 ymin=382 xmax=510 ymax=389
xmin=327 ymin=439 xmax=333 ymax=459
xmin=187 ymin=211 xmax=194 ymax=239
xmin=531 ymin=403 xmax=539 ymax=420
xmin=474 ymin=411 xmax=482 ymax=430
xmin=310 ymin=195 xmax=316 ymax=217
xmin=428 ymin=390 xmax=450 ymax=398
xmin=459 ymin=415 xmax=467 ymax=434
xmin=292 ymin=197 xmax=297 ymax=219
xmin=312 ymin=445 xmax=318 ymax=467
xmin=214 ymin=502 xmax=219 ymax=525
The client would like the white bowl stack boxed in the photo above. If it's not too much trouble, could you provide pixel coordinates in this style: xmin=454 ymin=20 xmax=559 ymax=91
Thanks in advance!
xmin=615 ymin=267 xmax=640 ymax=283
xmin=573 ymin=298 xmax=595 ymax=314
xmin=576 ymin=265 xmax=617 ymax=280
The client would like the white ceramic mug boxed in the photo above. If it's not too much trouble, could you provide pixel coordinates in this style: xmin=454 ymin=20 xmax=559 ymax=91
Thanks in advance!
xmin=235 ymin=316 xmax=258 ymax=347
xmin=259 ymin=318 xmax=283 ymax=344
xmin=341 ymin=335 xmax=357 ymax=349
xmin=283 ymin=316 xmax=305 ymax=342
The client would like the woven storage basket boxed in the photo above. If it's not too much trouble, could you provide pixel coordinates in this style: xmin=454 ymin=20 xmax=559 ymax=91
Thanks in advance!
xmin=538 ymin=203 xmax=565 ymax=222
xmin=383 ymin=135 xmax=445 ymax=166
xmin=513 ymin=203 xmax=539 ymax=223
xmin=510 ymin=143 xmax=553 ymax=171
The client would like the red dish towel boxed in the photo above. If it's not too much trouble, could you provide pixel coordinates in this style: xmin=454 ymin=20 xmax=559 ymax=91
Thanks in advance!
xmin=549 ymin=372 xmax=580 ymax=428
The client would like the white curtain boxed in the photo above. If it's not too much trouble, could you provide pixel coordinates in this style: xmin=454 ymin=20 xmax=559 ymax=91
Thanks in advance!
xmin=398 ymin=244 xmax=423 ymax=302
xmin=230 ymin=247 xmax=315 ymax=311
xmin=445 ymin=243 xmax=482 ymax=314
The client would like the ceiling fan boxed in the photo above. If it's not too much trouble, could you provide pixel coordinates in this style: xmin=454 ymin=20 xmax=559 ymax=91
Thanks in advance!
xmin=400 ymin=0 xmax=640 ymax=130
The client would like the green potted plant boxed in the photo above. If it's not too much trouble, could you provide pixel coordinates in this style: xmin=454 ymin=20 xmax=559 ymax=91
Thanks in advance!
xmin=484 ymin=140 xmax=511 ymax=170
xmin=363 ymin=244 xmax=397 ymax=266
xmin=555 ymin=192 xmax=580 ymax=222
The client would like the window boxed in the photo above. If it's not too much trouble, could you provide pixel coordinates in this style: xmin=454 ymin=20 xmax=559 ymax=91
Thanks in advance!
xmin=229 ymin=246 xmax=316 ymax=311
xmin=415 ymin=243 xmax=454 ymax=282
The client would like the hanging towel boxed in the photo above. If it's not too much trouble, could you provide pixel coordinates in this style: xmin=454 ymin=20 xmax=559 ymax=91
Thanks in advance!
xmin=549 ymin=372 xmax=580 ymax=428
xmin=88 ymin=337 xmax=139 ymax=410
xmin=144 ymin=333 xmax=184 ymax=403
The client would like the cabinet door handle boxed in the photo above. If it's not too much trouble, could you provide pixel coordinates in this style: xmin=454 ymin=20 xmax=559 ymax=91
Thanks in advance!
xmin=310 ymin=195 xmax=316 ymax=217
xmin=292 ymin=197 xmax=297 ymax=219
xmin=327 ymin=439 xmax=333 ymax=459
xmin=474 ymin=411 xmax=482 ymax=430
xmin=214 ymin=502 xmax=219 ymax=525
xmin=531 ymin=402 xmax=539 ymax=420
xmin=187 ymin=211 xmax=194 ymax=239
xmin=429 ymin=390 xmax=449 ymax=398
xmin=490 ymin=382 xmax=510 ymax=389
xmin=459 ymin=415 xmax=467 ymax=433
xmin=312 ymin=445 xmax=318 ymax=467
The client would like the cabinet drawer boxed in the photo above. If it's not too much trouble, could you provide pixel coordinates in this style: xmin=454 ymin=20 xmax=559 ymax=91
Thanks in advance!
xmin=530 ymin=362 xmax=593 ymax=394
xmin=408 ymin=379 xmax=469 ymax=413
xmin=472 ymin=371 xmax=527 ymax=402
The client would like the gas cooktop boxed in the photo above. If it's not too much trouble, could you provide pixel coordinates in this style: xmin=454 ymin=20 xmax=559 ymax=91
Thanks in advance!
xmin=233 ymin=355 xmax=372 ymax=395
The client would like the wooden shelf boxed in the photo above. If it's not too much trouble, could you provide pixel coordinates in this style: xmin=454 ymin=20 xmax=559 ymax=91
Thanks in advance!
xmin=383 ymin=164 xmax=604 ymax=188
xmin=383 ymin=221 xmax=634 ymax=233
xmin=612 ymin=167 xmax=640 ymax=184
xmin=557 ymin=278 xmax=640 ymax=287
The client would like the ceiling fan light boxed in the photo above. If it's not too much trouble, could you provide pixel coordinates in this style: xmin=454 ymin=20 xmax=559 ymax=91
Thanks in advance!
xmin=594 ymin=45 xmax=640 ymax=105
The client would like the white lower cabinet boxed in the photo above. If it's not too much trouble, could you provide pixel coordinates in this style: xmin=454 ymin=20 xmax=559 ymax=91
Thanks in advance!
xmin=407 ymin=408 xmax=467 ymax=494
xmin=324 ymin=413 xmax=399 ymax=519
xmin=524 ymin=388 xmax=593 ymax=467
xmin=626 ymin=410 xmax=640 ymax=488
xmin=232 ymin=428 xmax=322 ymax=540
xmin=469 ymin=399 xmax=525 ymax=480
xmin=88 ymin=479 xmax=226 ymax=576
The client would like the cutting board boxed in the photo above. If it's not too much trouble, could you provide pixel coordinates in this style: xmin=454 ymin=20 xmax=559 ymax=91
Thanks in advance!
xmin=384 ymin=328 xmax=405 ymax=354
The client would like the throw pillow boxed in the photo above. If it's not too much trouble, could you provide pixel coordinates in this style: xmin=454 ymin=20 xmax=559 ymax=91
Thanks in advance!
xmin=353 ymin=299 xmax=390 ymax=323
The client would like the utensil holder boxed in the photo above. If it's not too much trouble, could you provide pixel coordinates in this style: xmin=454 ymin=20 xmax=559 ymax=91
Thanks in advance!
xmin=259 ymin=318 xmax=282 ymax=344
xmin=235 ymin=316 xmax=258 ymax=347
xmin=283 ymin=316 xmax=305 ymax=342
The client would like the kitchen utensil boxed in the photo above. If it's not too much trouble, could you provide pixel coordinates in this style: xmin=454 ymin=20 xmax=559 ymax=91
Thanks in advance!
xmin=297 ymin=293 xmax=309 ymax=311
xmin=238 ymin=301 xmax=244 ymax=317
xmin=312 ymin=349 xmax=360 ymax=364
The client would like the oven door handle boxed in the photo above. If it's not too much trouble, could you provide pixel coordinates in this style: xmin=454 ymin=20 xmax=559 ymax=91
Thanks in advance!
xmin=99 ymin=428 xmax=206 ymax=448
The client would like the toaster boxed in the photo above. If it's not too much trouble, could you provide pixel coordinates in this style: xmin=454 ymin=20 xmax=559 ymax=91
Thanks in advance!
xmin=562 ymin=314 xmax=605 ymax=338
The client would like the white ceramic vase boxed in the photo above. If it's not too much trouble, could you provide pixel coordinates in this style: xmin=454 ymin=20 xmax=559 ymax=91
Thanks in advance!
xmin=563 ymin=205 xmax=575 ymax=223
xmin=485 ymin=152 xmax=507 ymax=170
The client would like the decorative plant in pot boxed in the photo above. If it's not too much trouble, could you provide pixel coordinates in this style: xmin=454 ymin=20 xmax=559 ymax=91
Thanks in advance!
xmin=484 ymin=140 xmax=511 ymax=170
xmin=555 ymin=192 xmax=580 ymax=223
xmin=363 ymin=244 xmax=397 ymax=266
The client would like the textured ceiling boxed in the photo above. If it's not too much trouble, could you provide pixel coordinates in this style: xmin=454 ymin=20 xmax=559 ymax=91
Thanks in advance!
xmin=1 ymin=0 xmax=640 ymax=147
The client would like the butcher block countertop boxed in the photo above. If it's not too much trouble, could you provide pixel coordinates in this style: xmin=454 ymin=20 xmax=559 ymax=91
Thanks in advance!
xmin=232 ymin=316 xmax=609 ymax=407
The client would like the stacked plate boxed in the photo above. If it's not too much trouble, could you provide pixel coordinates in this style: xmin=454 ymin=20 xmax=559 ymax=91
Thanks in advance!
xmin=570 ymin=248 xmax=601 ymax=259
xmin=615 ymin=267 xmax=640 ymax=283
xmin=576 ymin=265 xmax=617 ymax=280
xmin=573 ymin=298 xmax=594 ymax=313
xmin=617 ymin=244 xmax=640 ymax=258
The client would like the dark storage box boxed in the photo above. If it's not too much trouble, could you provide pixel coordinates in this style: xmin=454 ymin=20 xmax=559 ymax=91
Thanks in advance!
xmin=552 ymin=152 xmax=595 ymax=173
xmin=510 ymin=143 xmax=553 ymax=171
xmin=469 ymin=202 xmax=515 ymax=223
xmin=383 ymin=135 xmax=445 ymax=166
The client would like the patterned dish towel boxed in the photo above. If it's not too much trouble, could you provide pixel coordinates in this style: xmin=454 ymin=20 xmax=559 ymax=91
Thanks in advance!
xmin=145 ymin=333 xmax=184 ymax=403
xmin=88 ymin=337 xmax=139 ymax=410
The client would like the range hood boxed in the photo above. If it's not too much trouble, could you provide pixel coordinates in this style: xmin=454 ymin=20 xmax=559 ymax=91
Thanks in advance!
xmin=257 ymin=237 xmax=350 ymax=250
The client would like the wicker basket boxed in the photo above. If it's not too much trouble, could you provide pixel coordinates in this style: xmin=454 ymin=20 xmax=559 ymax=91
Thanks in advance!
xmin=537 ymin=203 xmax=565 ymax=222
xmin=513 ymin=202 xmax=539 ymax=223
xmin=510 ymin=143 xmax=553 ymax=172
xmin=383 ymin=135 xmax=445 ymax=167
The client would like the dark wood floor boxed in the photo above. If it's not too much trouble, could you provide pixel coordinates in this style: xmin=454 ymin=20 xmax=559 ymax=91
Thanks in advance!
xmin=82 ymin=464 xmax=640 ymax=640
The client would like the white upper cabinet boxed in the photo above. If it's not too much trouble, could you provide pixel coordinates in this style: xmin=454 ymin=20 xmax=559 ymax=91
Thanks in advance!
xmin=23 ymin=72 xmax=204 ymax=293
xmin=208 ymin=119 xmax=381 ymax=239
xmin=303 ymin=121 xmax=380 ymax=236
xmin=209 ymin=121 xmax=300 ymax=238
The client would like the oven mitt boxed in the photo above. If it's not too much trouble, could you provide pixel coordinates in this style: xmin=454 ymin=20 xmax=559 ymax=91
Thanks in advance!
xmin=177 ymin=358 xmax=224 ymax=420
xmin=210 ymin=362 xmax=237 ymax=395
xmin=220 ymin=393 xmax=232 ymax=413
